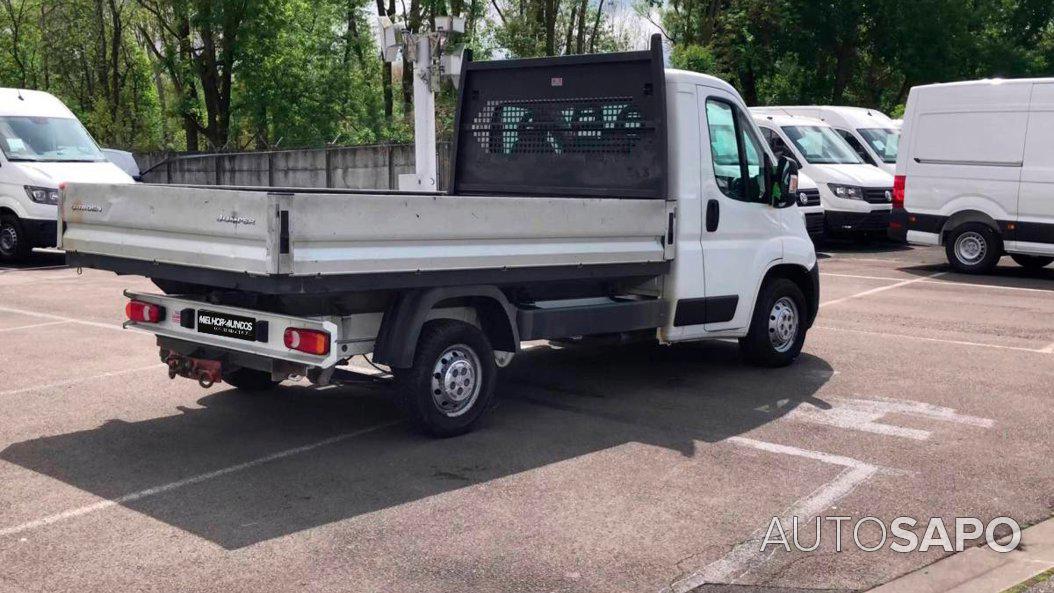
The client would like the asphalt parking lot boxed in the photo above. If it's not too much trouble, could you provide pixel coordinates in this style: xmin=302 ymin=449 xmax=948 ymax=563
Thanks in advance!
xmin=0 ymin=243 xmax=1051 ymax=593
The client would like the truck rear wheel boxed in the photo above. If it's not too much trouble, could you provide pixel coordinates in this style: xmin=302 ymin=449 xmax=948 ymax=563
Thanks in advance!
xmin=396 ymin=319 xmax=497 ymax=438
xmin=1010 ymin=254 xmax=1054 ymax=270
xmin=223 ymin=368 xmax=281 ymax=392
xmin=0 ymin=216 xmax=31 ymax=263
xmin=739 ymin=278 xmax=807 ymax=367
xmin=946 ymin=223 xmax=1002 ymax=274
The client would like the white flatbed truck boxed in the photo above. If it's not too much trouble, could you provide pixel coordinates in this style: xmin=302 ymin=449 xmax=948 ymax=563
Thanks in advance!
xmin=59 ymin=37 xmax=819 ymax=436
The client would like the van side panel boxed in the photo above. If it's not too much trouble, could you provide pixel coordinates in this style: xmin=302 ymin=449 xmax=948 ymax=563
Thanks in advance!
xmin=902 ymin=83 xmax=1028 ymax=235
xmin=1016 ymin=83 xmax=1054 ymax=254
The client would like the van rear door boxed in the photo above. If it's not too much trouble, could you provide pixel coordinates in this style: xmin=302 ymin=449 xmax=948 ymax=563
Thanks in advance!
xmin=1017 ymin=82 xmax=1054 ymax=254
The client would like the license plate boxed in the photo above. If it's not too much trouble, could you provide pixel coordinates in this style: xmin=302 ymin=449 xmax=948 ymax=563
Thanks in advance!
xmin=197 ymin=310 xmax=256 ymax=341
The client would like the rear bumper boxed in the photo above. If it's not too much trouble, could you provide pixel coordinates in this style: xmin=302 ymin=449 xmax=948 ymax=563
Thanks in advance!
xmin=826 ymin=210 xmax=891 ymax=233
xmin=22 ymin=218 xmax=57 ymax=248
xmin=888 ymin=208 xmax=909 ymax=242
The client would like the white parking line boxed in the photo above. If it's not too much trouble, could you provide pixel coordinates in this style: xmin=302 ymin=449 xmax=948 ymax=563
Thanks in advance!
xmin=0 ymin=420 xmax=400 ymax=539
xmin=0 ymin=364 xmax=165 ymax=397
xmin=784 ymin=397 xmax=993 ymax=441
xmin=816 ymin=325 xmax=1051 ymax=354
xmin=819 ymin=272 xmax=947 ymax=308
xmin=665 ymin=437 xmax=892 ymax=593
xmin=0 ymin=320 xmax=69 ymax=333
xmin=823 ymin=272 xmax=1054 ymax=294
xmin=0 ymin=305 xmax=137 ymax=335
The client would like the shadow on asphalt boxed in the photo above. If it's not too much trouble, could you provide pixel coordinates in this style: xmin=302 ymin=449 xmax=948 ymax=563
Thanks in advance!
xmin=815 ymin=237 xmax=914 ymax=256
xmin=898 ymin=258 xmax=1054 ymax=289
xmin=1 ymin=340 xmax=833 ymax=549
xmin=0 ymin=250 xmax=66 ymax=271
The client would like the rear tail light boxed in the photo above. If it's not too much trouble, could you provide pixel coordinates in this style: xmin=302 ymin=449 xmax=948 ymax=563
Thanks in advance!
xmin=284 ymin=328 xmax=330 ymax=355
xmin=126 ymin=300 xmax=164 ymax=323
xmin=892 ymin=175 xmax=906 ymax=210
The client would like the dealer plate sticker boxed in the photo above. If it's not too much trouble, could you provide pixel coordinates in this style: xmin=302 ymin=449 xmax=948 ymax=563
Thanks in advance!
xmin=197 ymin=310 xmax=256 ymax=341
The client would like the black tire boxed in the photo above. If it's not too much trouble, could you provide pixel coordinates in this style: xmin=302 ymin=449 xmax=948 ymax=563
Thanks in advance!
xmin=223 ymin=368 xmax=281 ymax=392
xmin=739 ymin=278 xmax=808 ymax=367
xmin=1010 ymin=253 xmax=1054 ymax=270
xmin=0 ymin=215 xmax=32 ymax=263
xmin=395 ymin=319 xmax=497 ymax=438
xmin=945 ymin=223 xmax=1002 ymax=274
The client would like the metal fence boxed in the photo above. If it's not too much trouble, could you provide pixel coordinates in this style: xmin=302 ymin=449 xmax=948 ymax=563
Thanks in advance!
xmin=134 ymin=142 xmax=454 ymax=191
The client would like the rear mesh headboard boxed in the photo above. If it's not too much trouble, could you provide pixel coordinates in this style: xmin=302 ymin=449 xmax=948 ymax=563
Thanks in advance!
xmin=452 ymin=35 xmax=667 ymax=199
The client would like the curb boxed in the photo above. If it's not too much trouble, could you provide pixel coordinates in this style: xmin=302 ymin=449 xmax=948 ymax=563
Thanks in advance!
xmin=867 ymin=517 xmax=1054 ymax=593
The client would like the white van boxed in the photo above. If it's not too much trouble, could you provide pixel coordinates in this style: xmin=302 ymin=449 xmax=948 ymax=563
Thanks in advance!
xmin=758 ymin=106 xmax=900 ymax=175
xmin=892 ymin=78 xmax=1054 ymax=273
xmin=0 ymin=89 xmax=133 ymax=262
xmin=753 ymin=111 xmax=894 ymax=236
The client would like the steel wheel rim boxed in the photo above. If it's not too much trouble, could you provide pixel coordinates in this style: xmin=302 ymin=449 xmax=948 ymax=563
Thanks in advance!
xmin=0 ymin=225 xmax=16 ymax=254
xmin=430 ymin=344 xmax=482 ymax=417
xmin=954 ymin=231 xmax=987 ymax=265
xmin=768 ymin=296 xmax=799 ymax=353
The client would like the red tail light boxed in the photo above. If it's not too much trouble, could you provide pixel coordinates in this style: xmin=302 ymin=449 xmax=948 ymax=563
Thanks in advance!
xmin=126 ymin=300 xmax=163 ymax=323
xmin=284 ymin=328 xmax=330 ymax=355
xmin=892 ymin=175 xmax=906 ymax=210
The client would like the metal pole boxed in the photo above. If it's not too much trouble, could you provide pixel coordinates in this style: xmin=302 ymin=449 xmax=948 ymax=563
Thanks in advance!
xmin=400 ymin=35 xmax=438 ymax=191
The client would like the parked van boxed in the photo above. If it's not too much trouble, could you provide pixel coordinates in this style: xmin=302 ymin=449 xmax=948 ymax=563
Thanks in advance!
xmin=758 ymin=106 xmax=900 ymax=175
xmin=0 ymin=89 xmax=133 ymax=262
xmin=892 ymin=78 xmax=1054 ymax=273
xmin=753 ymin=111 xmax=894 ymax=237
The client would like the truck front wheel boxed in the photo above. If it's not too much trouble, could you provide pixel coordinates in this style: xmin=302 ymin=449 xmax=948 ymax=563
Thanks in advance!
xmin=739 ymin=278 xmax=808 ymax=367
xmin=0 ymin=216 xmax=31 ymax=262
xmin=396 ymin=320 xmax=497 ymax=438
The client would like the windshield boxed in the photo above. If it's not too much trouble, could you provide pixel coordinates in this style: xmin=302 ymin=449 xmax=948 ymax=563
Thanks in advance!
xmin=857 ymin=127 xmax=900 ymax=163
xmin=0 ymin=116 xmax=105 ymax=162
xmin=781 ymin=125 xmax=863 ymax=165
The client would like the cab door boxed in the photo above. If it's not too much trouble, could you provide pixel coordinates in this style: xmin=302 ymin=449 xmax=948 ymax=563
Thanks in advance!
xmin=697 ymin=89 xmax=781 ymax=331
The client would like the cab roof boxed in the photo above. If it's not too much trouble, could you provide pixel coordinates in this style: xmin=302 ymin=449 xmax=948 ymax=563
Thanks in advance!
xmin=0 ymin=88 xmax=77 ymax=118
xmin=665 ymin=69 xmax=744 ymax=100
xmin=758 ymin=105 xmax=895 ymax=129
xmin=749 ymin=110 xmax=827 ymax=128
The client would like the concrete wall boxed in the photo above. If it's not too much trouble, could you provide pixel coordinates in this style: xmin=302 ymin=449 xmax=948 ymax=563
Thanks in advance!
xmin=136 ymin=143 xmax=454 ymax=191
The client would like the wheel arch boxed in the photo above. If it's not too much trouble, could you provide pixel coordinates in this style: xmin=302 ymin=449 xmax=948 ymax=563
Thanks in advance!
xmin=372 ymin=285 xmax=519 ymax=368
xmin=760 ymin=262 xmax=819 ymax=329
xmin=940 ymin=210 xmax=1001 ymax=245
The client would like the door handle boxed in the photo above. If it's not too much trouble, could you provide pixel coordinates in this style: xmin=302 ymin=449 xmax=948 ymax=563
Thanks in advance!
xmin=706 ymin=199 xmax=720 ymax=232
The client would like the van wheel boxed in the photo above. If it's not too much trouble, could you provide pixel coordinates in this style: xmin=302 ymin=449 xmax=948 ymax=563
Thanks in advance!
xmin=1010 ymin=254 xmax=1054 ymax=270
xmin=396 ymin=320 xmax=497 ymax=438
xmin=0 ymin=216 xmax=31 ymax=262
xmin=223 ymin=368 xmax=281 ymax=392
xmin=946 ymin=223 xmax=1002 ymax=274
xmin=739 ymin=278 xmax=807 ymax=368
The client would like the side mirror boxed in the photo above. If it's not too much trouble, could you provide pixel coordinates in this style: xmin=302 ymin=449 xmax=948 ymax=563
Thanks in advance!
xmin=771 ymin=155 xmax=800 ymax=208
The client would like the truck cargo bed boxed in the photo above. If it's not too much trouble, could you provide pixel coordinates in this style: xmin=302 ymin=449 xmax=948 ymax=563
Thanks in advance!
xmin=60 ymin=183 xmax=672 ymax=294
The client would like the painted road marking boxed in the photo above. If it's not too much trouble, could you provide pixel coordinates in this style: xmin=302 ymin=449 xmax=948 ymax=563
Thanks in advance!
xmin=0 ymin=364 xmax=165 ymax=397
xmin=0 ymin=305 xmax=139 ymax=335
xmin=781 ymin=397 xmax=993 ymax=441
xmin=816 ymin=325 xmax=1051 ymax=355
xmin=820 ymin=272 xmax=947 ymax=308
xmin=823 ymin=272 xmax=1054 ymax=295
xmin=665 ymin=438 xmax=894 ymax=593
xmin=0 ymin=421 xmax=400 ymax=539
xmin=0 ymin=320 xmax=69 ymax=333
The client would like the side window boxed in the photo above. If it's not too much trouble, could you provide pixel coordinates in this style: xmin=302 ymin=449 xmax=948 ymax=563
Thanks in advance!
xmin=704 ymin=98 xmax=765 ymax=203
xmin=835 ymin=129 xmax=875 ymax=165
xmin=763 ymin=127 xmax=792 ymax=160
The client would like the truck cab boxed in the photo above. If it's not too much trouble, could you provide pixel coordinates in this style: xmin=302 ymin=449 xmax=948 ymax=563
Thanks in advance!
xmin=0 ymin=89 xmax=133 ymax=262
xmin=61 ymin=39 xmax=818 ymax=437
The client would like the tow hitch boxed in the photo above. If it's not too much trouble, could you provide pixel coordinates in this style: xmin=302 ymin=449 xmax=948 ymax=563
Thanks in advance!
xmin=164 ymin=352 xmax=223 ymax=388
